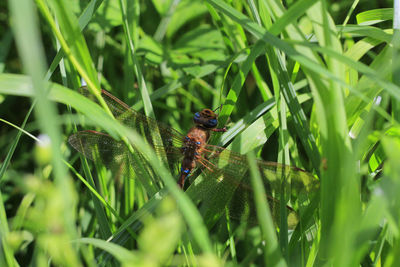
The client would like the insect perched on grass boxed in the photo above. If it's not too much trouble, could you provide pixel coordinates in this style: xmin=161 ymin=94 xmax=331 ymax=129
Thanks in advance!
xmin=69 ymin=87 xmax=319 ymax=226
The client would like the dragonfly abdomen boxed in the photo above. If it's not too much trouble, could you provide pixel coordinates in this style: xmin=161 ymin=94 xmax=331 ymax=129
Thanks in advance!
xmin=178 ymin=127 xmax=210 ymax=188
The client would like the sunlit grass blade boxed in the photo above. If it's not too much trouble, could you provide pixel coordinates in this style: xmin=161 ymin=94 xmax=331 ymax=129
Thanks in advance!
xmin=118 ymin=0 xmax=154 ymax=118
xmin=45 ymin=0 xmax=104 ymax=81
xmin=73 ymin=237 xmax=137 ymax=264
xmin=8 ymin=0 xmax=80 ymax=264
xmin=247 ymin=151 xmax=286 ymax=267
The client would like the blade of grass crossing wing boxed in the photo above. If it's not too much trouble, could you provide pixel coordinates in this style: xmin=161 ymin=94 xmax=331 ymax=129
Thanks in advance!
xmin=277 ymin=98 xmax=290 ymax=258
xmin=247 ymin=152 xmax=286 ymax=267
xmin=249 ymin=0 xmax=293 ymax=248
xmin=119 ymin=0 xmax=170 ymax=169
xmin=120 ymin=126 xmax=214 ymax=254
xmin=56 ymin=83 xmax=215 ymax=256
xmin=60 ymin=39 xmax=114 ymax=238
xmin=82 ymin=155 xmax=113 ymax=237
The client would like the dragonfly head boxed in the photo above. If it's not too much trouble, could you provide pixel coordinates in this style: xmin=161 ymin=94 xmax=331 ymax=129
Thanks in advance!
xmin=193 ymin=109 xmax=218 ymax=129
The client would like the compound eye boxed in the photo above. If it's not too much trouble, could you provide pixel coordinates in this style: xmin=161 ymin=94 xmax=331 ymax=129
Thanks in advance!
xmin=205 ymin=118 xmax=217 ymax=128
xmin=193 ymin=112 xmax=201 ymax=123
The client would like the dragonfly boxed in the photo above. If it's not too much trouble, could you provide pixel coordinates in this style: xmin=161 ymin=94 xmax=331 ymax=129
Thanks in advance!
xmin=69 ymin=87 xmax=319 ymax=227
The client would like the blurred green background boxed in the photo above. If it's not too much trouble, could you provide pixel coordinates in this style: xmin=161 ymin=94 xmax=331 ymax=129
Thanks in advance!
xmin=0 ymin=0 xmax=399 ymax=266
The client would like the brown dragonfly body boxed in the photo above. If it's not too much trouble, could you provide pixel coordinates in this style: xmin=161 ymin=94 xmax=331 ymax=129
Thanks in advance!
xmin=179 ymin=109 xmax=226 ymax=187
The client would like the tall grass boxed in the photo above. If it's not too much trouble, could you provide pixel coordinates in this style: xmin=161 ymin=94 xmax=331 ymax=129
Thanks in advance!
xmin=0 ymin=0 xmax=398 ymax=266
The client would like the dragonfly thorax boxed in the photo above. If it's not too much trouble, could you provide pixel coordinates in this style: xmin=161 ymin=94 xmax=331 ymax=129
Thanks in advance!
xmin=182 ymin=127 xmax=209 ymax=160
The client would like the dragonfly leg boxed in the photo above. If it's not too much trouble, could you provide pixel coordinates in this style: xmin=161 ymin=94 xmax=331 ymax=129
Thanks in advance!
xmin=197 ymin=157 xmax=216 ymax=172
xmin=211 ymin=127 xmax=227 ymax=132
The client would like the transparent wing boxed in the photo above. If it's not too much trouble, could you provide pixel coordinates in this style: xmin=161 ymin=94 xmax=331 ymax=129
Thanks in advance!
xmin=189 ymin=144 xmax=319 ymax=227
xmin=68 ymin=130 xmax=184 ymax=186
xmin=79 ymin=86 xmax=185 ymax=149
xmin=71 ymin=87 xmax=187 ymax=177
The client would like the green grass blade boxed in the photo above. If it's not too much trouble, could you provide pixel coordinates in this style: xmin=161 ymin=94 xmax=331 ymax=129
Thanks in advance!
xmin=45 ymin=0 xmax=104 ymax=80
xmin=356 ymin=8 xmax=393 ymax=25
xmin=0 ymin=103 xmax=35 ymax=182
xmin=0 ymin=191 xmax=17 ymax=267
xmin=119 ymin=0 xmax=154 ymax=118
xmin=247 ymin=152 xmax=286 ymax=267
xmin=8 ymin=0 xmax=80 ymax=264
